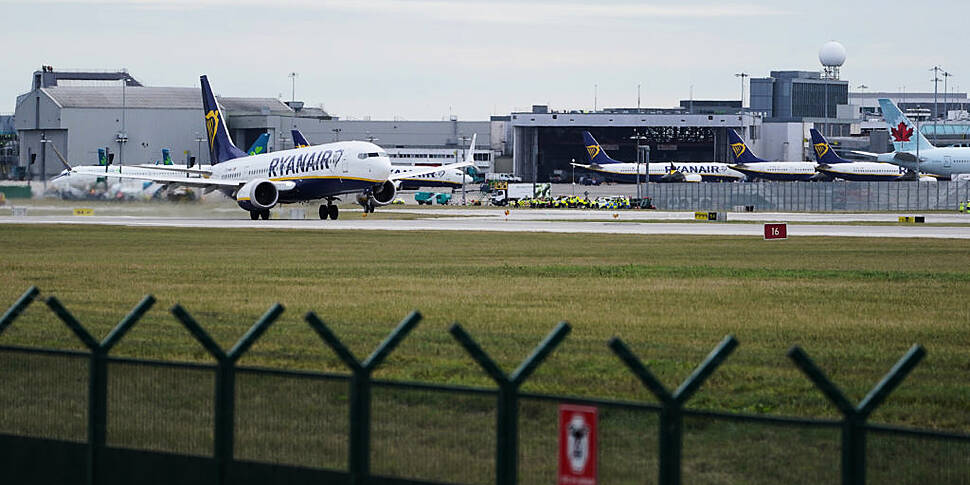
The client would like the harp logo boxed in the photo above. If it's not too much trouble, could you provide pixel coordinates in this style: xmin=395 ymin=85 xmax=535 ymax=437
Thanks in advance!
xmin=586 ymin=144 xmax=600 ymax=160
xmin=731 ymin=142 xmax=746 ymax=159
xmin=205 ymin=110 xmax=220 ymax=146
xmin=814 ymin=142 xmax=829 ymax=159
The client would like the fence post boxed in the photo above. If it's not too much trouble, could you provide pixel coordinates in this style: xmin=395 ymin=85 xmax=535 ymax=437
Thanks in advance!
xmin=450 ymin=322 xmax=571 ymax=485
xmin=305 ymin=310 xmax=422 ymax=485
xmin=787 ymin=344 xmax=925 ymax=485
xmin=172 ymin=303 xmax=284 ymax=485
xmin=609 ymin=335 xmax=738 ymax=485
xmin=46 ymin=295 xmax=155 ymax=485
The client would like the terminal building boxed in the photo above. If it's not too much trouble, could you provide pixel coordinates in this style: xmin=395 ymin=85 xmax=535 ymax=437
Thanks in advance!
xmin=13 ymin=68 xmax=495 ymax=181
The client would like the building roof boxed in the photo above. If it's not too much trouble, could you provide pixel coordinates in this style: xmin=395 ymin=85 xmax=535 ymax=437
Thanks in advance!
xmin=40 ymin=86 xmax=296 ymax=115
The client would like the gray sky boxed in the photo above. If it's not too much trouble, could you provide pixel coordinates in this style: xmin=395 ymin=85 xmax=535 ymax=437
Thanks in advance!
xmin=1 ymin=0 xmax=965 ymax=119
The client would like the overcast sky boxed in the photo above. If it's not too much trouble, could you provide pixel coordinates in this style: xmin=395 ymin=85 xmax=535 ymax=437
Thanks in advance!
xmin=0 ymin=0 xmax=965 ymax=119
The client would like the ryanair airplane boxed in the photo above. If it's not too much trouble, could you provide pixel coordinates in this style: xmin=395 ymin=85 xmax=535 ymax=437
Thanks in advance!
xmin=726 ymin=129 xmax=820 ymax=181
xmin=72 ymin=75 xmax=472 ymax=220
xmin=848 ymin=99 xmax=970 ymax=179
xmin=292 ymin=129 xmax=472 ymax=190
xmin=810 ymin=128 xmax=910 ymax=181
xmin=571 ymin=131 xmax=744 ymax=183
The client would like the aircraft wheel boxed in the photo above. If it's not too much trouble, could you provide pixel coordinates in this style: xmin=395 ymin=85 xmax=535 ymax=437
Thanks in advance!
xmin=250 ymin=211 xmax=259 ymax=220
xmin=260 ymin=209 xmax=270 ymax=220
xmin=328 ymin=204 xmax=339 ymax=220
xmin=319 ymin=205 xmax=328 ymax=220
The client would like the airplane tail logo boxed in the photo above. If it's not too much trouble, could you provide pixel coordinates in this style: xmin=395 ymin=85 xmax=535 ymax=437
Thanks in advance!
xmin=586 ymin=145 xmax=601 ymax=160
xmin=162 ymin=148 xmax=173 ymax=165
xmin=731 ymin=143 xmax=746 ymax=159
xmin=291 ymin=129 xmax=311 ymax=148
xmin=98 ymin=148 xmax=107 ymax=166
xmin=878 ymin=98 xmax=934 ymax=153
xmin=814 ymin=142 xmax=829 ymax=159
xmin=581 ymin=131 xmax=620 ymax=164
xmin=200 ymin=75 xmax=247 ymax=164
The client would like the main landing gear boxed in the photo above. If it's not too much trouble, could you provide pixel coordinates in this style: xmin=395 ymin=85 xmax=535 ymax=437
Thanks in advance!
xmin=249 ymin=209 xmax=270 ymax=220
xmin=319 ymin=202 xmax=339 ymax=220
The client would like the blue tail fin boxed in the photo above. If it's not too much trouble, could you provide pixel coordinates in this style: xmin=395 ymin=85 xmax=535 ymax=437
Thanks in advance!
xmin=247 ymin=133 xmax=269 ymax=155
xmin=877 ymin=98 xmax=935 ymax=152
xmin=582 ymin=131 xmax=622 ymax=164
xmin=200 ymin=75 xmax=247 ymax=164
xmin=98 ymin=148 xmax=108 ymax=166
xmin=727 ymin=129 xmax=768 ymax=163
xmin=161 ymin=148 xmax=173 ymax=165
xmin=291 ymin=129 xmax=311 ymax=148
xmin=809 ymin=129 xmax=851 ymax=164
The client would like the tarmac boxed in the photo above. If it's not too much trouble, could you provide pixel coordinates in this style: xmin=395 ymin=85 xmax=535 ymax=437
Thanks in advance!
xmin=3 ymin=209 xmax=970 ymax=239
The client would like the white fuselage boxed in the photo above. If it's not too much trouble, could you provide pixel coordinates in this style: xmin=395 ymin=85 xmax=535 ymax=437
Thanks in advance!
xmin=817 ymin=162 xmax=907 ymax=181
xmin=586 ymin=162 xmax=744 ymax=182
xmin=730 ymin=162 xmax=818 ymax=181
xmin=877 ymin=146 xmax=970 ymax=177
xmin=390 ymin=165 xmax=469 ymax=189
xmin=214 ymin=140 xmax=391 ymax=201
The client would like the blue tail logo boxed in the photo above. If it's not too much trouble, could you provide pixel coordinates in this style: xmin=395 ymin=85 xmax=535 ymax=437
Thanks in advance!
xmin=161 ymin=148 xmax=173 ymax=165
xmin=205 ymin=110 xmax=220 ymax=147
xmin=291 ymin=129 xmax=311 ymax=148
xmin=200 ymin=75 xmax=247 ymax=164
xmin=247 ymin=133 xmax=269 ymax=155
xmin=581 ymin=131 xmax=620 ymax=164
xmin=809 ymin=128 xmax=852 ymax=164
xmin=726 ymin=129 xmax=768 ymax=163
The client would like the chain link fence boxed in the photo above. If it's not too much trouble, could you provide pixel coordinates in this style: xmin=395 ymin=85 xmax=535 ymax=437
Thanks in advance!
xmin=648 ymin=180 xmax=970 ymax=212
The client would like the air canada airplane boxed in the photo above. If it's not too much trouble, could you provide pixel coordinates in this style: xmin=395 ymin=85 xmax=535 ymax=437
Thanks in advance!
xmin=726 ymin=129 xmax=820 ymax=181
xmin=848 ymin=99 xmax=970 ymax=178
xmin=571 ymin=131 xmax=744 ymax=183
xmin=292 ymin=129 xmax=473 ymax=190
xmin=73 ymin=75 xmax=472 ymax=220
xmin=809 ymin=128 xmax=910 ymax=181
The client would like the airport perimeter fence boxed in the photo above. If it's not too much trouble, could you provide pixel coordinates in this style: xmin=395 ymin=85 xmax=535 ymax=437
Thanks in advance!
xmin=1 ymin=287 xmax=969 ymax=485
xmin=647 ymin=180 xmax=970 ymax=212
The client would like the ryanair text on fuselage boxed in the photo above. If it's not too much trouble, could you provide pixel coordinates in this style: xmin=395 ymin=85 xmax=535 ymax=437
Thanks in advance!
xmin=267 ymin=149 xmax=345 ymax=178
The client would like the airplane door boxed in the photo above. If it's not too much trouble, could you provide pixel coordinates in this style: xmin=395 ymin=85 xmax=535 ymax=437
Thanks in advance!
xmin=944 ymin=156 xmax=953 ymax=168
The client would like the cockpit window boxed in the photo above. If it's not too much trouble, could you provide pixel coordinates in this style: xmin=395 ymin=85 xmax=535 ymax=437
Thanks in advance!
xmin=358 ymin=153 xmax=368 ymax=159
xmin=367 ymin=152 xmax=380 ymax=158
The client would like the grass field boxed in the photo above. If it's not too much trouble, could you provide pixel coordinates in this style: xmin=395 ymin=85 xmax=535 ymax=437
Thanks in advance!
xmin=1 ymin=224 xmax=969 ymax=435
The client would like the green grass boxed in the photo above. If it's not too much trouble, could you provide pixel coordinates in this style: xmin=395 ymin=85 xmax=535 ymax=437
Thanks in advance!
xmin=1 ymin=224 xmax=969 ymax=434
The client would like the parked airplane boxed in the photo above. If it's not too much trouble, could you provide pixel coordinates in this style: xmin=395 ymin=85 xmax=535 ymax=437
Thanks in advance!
xmin=849 ymin=99 xmax=970 ymax=178
xmin=809 ymin=128 xmax=910 ymax=181
xmin=292 ymin=129 xmax=472 ymax=190
xmin=70 ymin=75 xmax=471 ymax=219
xmin=726 ymin=129 xmax=821 ymax=181
xmin=571 ymin=131 xmax=744 ymax=183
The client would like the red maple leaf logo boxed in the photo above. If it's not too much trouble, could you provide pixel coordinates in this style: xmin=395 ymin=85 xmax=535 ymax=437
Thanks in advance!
xmin=891 ymin=122 xmax=913 ymax=142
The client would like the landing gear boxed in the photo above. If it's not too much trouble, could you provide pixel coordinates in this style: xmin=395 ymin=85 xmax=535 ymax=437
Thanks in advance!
xmin=259 ymin=209 xmax=270 ymax=220
xmin=250 ymin=211 xmax=259 ymax=220
xmin=320 ymin=203 xmax=339 ymax=220
xmin=364 ymin=202 xmax=376 ymax=214
xmin=250 ymin=209 xmax=271 ymax=220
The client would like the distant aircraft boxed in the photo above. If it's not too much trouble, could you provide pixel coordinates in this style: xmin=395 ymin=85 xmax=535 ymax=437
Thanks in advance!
xmin=292 ymin=129 xmax=472 ymax=190
xmin=849 ymin=99 xmax=970 ymax=178
xmin=69 ymin=75 xmax=471 ymax=219
xmin=571 ymin=131 xmax=744 ymax=183
xmin=246 ymin=133 xmax=270 ymax=156
xmin=809 ymin=128 xmax=910 ymax=181
xmin=726 ymin=129 xmax=820 ymax=181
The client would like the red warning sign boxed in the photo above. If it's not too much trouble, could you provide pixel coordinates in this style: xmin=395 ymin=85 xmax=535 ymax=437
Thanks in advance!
xmin=559 ymin=405 xmax=597 ymax=485
xmin=764 ymin=223 xmax=788 ymax=240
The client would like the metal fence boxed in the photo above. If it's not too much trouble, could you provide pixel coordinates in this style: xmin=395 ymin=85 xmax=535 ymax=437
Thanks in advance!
xmin=647 ymin=180 xmax=970 ymax=212
xmin=1 ymin=287 xmax=969 ymax=485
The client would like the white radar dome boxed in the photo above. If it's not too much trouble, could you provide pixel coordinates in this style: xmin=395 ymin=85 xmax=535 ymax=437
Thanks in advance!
xmin=819 ymin=41 xmax=846 ymax=67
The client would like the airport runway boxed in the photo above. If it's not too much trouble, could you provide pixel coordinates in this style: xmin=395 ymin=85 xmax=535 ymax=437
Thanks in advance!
xmin=4 ymin=213 xmax=970 ymax=238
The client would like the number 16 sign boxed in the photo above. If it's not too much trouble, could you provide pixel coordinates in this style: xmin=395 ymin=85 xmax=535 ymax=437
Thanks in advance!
xmin=764 ymin=223 xmax=788 ymax=240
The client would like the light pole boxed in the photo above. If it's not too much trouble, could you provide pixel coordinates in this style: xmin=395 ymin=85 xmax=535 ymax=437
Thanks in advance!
xmin=458 ymin=134 xmax=471 ymax=205
xmin=194 ymin=133 xmax=205 ymax=167
xmin=39 ymin=134 xmax=48 ymax=192
xmin=630 ymin=130 xmax=649 ymax=199
xmin=734 ymin=72 xmax=749 ymax=109
xmin=857 ymin=84 xmax=868 ymax=118
xmin=931 ymin=66 xmax=943 ymax=144
xmin=943 ymin=71 xmax=953 ymax=130
xmin=571 ymin=158 xmax=575 ymax=196
xmin=288 ymin=72 xmax=298 ymax=102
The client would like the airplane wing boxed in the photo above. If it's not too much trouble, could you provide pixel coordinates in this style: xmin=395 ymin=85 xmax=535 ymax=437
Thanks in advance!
xmin=849 ymin=150 xmax=880 ymax=158
xmin=133 ymin=165 xmax=213 ymax=176
xmin=389 ymin=134 xmax=477 ymax=181
xmin=570 ymin=162 xmax=593 ymax=169
xmin=69 ymin=169 xmax=296 ymax=191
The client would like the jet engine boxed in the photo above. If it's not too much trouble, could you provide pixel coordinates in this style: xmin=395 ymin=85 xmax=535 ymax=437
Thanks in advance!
xmin=236 ymin=179 xmax=278 ymax=211
xmin=356 ymin=180 xmax=397 ymax=211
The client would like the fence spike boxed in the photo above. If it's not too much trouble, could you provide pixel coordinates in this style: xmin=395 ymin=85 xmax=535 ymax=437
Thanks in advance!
xmin=305 ymin=311 xmax=362 ymax=372
xmin=449 ymin=323 xmax=508 ymax=384
xmin=857 ymin=344 xmax=926 ymax=418
xmin=673 ymin=335 xmax=738 ymax=404
xmin=0 ymin=286 xmax=40 ymax=336
xmin=362 ymin=310 xmax=421 ymax=371
xmin=511 ymin=321 xmax=571 ymax=387
xmin=787 ymin=345 xmax=855 ymax=416
xmin=170 ymin=304 xmax=227 ymax=361
xmin=608 ymin=337 xmax=674 ymax=405
xmin=45 ymin=296 xmax=99 ymax=351
xmin=101 ymin=295 xmax=156 ymax=352
xmin=227 ymin=303 xmax=285 ymax=362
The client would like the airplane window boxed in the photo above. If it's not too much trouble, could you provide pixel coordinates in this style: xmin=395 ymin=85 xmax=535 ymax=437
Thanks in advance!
xmin=367 ymin=152 xmax=380 ymax=157
xmin=358 ymin=153 xmax=367 ymax=159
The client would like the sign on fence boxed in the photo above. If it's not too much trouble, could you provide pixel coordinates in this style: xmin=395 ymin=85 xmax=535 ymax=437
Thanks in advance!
xmin=73 ymin=208 xmax=94 ymax=216
xmin=559 ymin=404 xmax=597 ymax=485
xmin=764 ymin=223 xmax=787 ymax=240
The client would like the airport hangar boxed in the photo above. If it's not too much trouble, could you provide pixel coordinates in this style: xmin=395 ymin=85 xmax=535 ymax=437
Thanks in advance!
xmin=13 ymin=68 xmax=500 ymax=181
